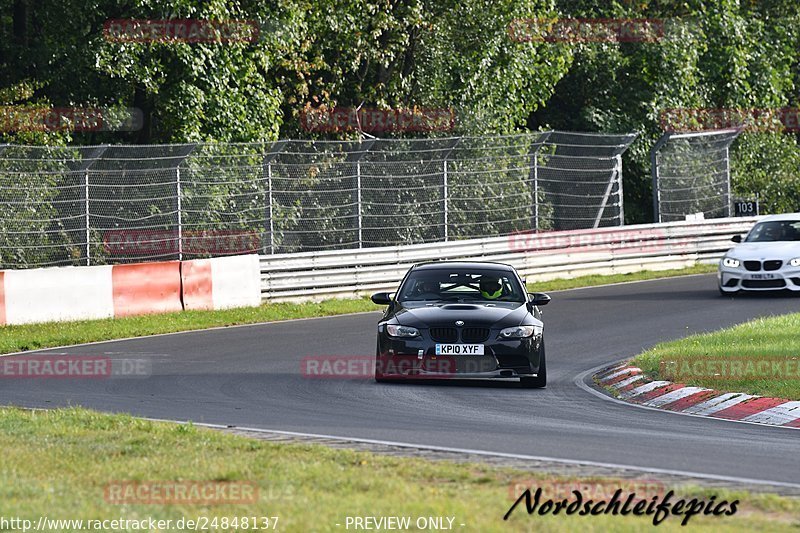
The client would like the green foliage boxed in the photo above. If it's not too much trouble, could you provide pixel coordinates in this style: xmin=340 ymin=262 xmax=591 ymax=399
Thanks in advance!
xmin=1 ymin=0 xmax=799 ymax=225
xmin=731 ymin=133 xmax=800 ymax=214
xmin=537 ymin=0 xmax=800 ymax=222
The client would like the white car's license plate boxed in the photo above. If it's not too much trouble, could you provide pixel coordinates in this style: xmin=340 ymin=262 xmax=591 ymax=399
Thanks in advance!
xmin=748 ymin=273 xmax=776 ymax=280
xmin=435 ymin=344 xmax=484 ymax=355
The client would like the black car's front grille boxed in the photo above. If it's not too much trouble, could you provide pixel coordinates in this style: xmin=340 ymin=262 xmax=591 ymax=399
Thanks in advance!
xmin=764 ymin=260 xmax=783 ymax=271
xmin=744 ymin=261 xmax=761 ymax=271
xmin=430 ymin=327 xmax=458 ymax=342
xmin=742 ymin=279 xmax=786 ymax=289
xmin=461 ymin=327 xmax=490 ymax=342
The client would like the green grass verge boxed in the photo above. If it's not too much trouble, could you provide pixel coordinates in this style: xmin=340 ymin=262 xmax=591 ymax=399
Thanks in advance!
xmin=633 ymin=314 xmax=800 ymax=400
xmin=1 ymin=406 xmax=796 ymax=532
xmin=0 ymin=264 xmax=716 ymax=356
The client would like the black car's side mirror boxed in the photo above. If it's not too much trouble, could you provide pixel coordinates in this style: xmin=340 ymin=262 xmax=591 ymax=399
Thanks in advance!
xmin=731 ymin=235 xmax=742 ymax=243
xmin=371 ymin=292 xmax=393 ymax=305
xmin=528 ymin=292 xmax=551 ymax=306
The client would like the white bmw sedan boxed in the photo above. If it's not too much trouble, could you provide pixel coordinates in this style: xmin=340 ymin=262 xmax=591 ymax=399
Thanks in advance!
xmin=718 ymin=213 xmax=800 ymax=294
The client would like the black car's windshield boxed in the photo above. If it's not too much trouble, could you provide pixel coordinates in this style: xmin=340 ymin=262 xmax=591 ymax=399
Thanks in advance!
xmin=398 ymin=269 xmax=526 ymax=303
xmin=745 ymin=220 xmax=800 ymax=242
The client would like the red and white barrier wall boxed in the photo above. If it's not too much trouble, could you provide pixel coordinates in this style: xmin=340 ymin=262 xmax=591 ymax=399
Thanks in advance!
xmin=0 ymin=254 xmax=261 ymax=326
xmin=182 ymin=255 xmax=262 ymax=311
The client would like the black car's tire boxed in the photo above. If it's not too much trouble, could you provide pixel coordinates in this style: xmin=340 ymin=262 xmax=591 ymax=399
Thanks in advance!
xmin=521 ymin=341 xmax=547 ymax=389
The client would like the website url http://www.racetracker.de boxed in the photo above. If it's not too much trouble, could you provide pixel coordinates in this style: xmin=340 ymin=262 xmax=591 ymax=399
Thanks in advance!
xmin=0 ymin=516 xmax=280 ymax=531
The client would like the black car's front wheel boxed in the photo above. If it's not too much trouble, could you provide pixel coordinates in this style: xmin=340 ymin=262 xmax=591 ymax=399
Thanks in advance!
xmin=520 ymin=340 xmax=546 ymax=389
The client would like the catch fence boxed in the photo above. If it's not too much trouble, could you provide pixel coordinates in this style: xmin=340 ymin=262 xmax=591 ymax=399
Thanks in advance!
xmin=0 ymin=132 xmax=636 ymax=268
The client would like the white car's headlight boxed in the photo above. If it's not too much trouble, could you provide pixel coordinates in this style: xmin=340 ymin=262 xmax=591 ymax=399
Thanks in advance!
xmin=790 ymin=258 xmax=800 ymax=267
xmin=499 ymin=325 xmax=541 ymax=339
xmin=386 ymin=324 xmax=419 ymax=338
xmin=722 ymin=257 xmax=740 ymax=268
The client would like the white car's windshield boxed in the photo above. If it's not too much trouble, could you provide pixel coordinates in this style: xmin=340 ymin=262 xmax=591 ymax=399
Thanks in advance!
xmin=745 ymin=221 xmax=800 ymax=242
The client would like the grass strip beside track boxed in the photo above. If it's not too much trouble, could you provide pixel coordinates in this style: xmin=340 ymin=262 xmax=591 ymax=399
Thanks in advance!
xmin=0 ymin=406 xmax=796 ymax=532
xmin=633 ymin=313 xmax=800 ymax=400
xmin=0 ymin=264 xmax=716 ymax=356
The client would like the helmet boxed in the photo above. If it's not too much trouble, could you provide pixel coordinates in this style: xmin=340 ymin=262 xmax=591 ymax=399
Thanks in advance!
xmin=479 ymin=276 xmax=503 ymax=300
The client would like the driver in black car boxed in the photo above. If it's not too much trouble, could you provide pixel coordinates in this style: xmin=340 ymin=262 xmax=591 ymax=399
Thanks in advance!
xmin=414 ymin=279 xmax=441 ymax=299
xmin=479 ymin=276 xmax=503 ymax=300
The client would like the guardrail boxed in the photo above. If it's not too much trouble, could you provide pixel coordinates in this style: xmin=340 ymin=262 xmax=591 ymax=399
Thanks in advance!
xmin=260 ymin=217 xmax=759 ymax=301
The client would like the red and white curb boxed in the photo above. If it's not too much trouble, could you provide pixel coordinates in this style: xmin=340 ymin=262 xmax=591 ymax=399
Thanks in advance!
xmin=594 ymin=362 xmax=800 ymax=428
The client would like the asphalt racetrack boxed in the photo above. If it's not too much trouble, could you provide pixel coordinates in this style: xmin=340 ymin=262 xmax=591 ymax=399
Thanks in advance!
xmin=2 ymin=274 xmax=798 ymax=486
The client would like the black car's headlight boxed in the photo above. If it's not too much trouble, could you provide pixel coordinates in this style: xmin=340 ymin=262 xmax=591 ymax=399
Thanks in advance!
xmin=722 ymin=257 xmax=740 ymax=268
xmin=386 ymin=324 xmax=420 ymax=338
xmin=499 ymin=325 xmax=541 ymax=339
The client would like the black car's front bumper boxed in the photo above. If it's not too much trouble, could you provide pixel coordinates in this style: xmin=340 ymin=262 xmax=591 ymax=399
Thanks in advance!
xmin=376 ymin=329 xmax=543 ymax=379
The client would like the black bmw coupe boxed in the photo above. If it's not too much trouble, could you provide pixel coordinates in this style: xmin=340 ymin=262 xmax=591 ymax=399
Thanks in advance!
xmin=371 ymin=261 xmax=550 ymax=387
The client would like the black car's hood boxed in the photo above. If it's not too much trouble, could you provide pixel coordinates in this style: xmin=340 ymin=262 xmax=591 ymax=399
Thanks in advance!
xmin=393 ymin=301 xmax=536 ymax=328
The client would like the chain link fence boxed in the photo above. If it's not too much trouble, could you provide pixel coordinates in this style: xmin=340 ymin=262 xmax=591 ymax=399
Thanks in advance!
xmin=0 ymin=132 xmax=637 ymax=269
xmin=651 ymin=129 xmax=742 ymax=222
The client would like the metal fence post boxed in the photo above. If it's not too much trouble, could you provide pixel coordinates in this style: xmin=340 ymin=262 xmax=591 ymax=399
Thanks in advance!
xmin=357 ymin=158 xmax=363 ymax=248
xmin=77 ymin=145 xmax=109 ymax=266
xmin=725 ymin=145 xmax=732 ymax=217
xmin=267 ymin=161 xmax=274 ymax=254
xmin=346 ymin=140 xmax=374 ymax=249
xmin=176 ymin=166 xmax=182 ymax=260
xmin=651 ymin=133 xmax=670 ymax=223
xmin=615 ymin=154 xmax=625 ymax=226
xmin=439 ymin=138 xmax=462 ymax=242
xmin=84 ymin=169 xmax=90 ymax=265
xmin=528 ymin=132 xmax=551 ymax=231
xmin=442 ymin=157 xmax=448 ymax=241
xmin=172 ymin=144 xmax=198 ymax=261
xmin=594 ymin=165 xmax=617 ymax=229
xmin=263 ymin=141 xmax=287 ymax=255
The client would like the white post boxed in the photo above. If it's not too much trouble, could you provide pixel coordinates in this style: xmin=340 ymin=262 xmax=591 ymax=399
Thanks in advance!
xmin=356 ymin=160 xmax=363 ymax=248
xmin=85 ymin=170 xmax=90 ymax=265
xmin=176 ymin=167 xmax=182 ymax=260
xmin=615 ymin=154 xmax=624 ymax=226
xmin=725 ymin=145 xmax=732 ymax=217
xmin=268 ymin=161 xmax=274 ymax=254
xmin=533 ymin=155 xmax=539 ymax=231
xmin=443 ymin=159 xmax=448 ymax=241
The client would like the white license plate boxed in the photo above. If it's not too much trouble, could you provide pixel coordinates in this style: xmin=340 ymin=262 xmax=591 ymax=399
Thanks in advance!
xmin=748 ymin=273 xmax=776 ymax=280
xmin=435 ymin=344 xmax=484 ymax=355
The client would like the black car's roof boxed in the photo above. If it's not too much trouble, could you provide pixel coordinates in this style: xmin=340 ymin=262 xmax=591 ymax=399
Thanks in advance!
xmin=412 ymin=261 xmax=515 ymax=271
